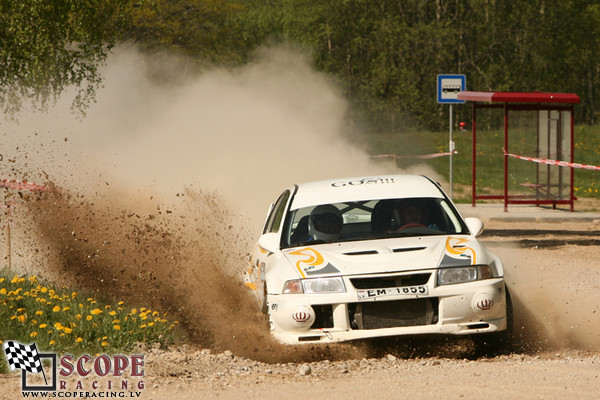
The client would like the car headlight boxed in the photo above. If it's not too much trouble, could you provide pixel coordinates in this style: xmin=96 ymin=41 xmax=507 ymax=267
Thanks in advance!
xmin=282 ymin=277 xmax=346 ymax=294
xmin=437 ymin=265 xmax=494 ymax=286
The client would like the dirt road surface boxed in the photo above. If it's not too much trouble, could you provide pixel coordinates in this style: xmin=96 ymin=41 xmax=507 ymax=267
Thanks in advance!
xmin=1 ymin=212 xmax=600 ymax=400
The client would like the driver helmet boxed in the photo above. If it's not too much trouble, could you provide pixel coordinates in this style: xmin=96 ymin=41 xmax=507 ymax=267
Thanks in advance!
xmin=395 ymin=198 xmax=424 ymax=226
xmin=308 ymin=204 xmax=343 ymax=241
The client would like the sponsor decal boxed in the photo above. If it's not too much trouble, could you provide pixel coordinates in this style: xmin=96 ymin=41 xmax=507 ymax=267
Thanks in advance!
xmin=288 ymin=248 xmax=340 ymax=278
xmin=3 ymin=340 xmax=144 ymax=396
xmin=291 ymin=311 xmax=311 ymax=323
xmin=331 ymin=177 xmax=395 ymax=188
xmin=444 ymin=237 xmax=477 ymax=265
xmin=477 ymin=299 xmax=494 ymax=310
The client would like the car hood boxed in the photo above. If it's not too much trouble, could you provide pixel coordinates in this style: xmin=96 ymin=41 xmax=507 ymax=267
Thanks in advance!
xmin=282 ymin=235 xmax=481 ymax=278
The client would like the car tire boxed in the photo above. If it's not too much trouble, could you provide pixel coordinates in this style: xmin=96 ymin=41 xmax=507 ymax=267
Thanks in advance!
xmin=260 ymin=283 xmax=268 ymax=315
xmin=472 ymin=284 xmax=514 ymax=356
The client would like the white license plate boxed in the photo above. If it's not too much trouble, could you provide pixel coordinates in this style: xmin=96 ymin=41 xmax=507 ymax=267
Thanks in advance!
xmin=357 ymin=285 xmax=429 ymax=300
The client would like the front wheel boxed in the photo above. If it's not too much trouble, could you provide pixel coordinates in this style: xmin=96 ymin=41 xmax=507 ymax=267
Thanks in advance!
xmin=259 ymin=283 xmax=268 ymax=315
xmin=472 ymin=285 xmax=514 ymax=356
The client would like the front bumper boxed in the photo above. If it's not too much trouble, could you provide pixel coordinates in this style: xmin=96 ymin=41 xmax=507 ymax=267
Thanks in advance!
xmin=267 ymin=273 xmax=508 ymax=344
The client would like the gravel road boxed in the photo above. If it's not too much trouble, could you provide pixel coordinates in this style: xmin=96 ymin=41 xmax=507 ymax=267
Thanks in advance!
xmin=1 ymin=218 xmax=599 ymax=400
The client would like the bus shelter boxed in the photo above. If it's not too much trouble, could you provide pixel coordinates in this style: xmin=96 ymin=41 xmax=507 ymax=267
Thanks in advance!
xmin=456 ymin=91 xmax=580 ymax=211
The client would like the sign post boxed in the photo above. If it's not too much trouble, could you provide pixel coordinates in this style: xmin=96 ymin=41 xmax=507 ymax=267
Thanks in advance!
xmin=437 ymin=74 xmax=466 ymax=199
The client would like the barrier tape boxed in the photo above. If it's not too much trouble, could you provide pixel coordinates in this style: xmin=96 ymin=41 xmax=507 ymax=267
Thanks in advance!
xmin=0 ymin=179 xmax=50 ymax=192
xmin=371 ymin=151 xmax=457 ymax=160
xmin=503 ymin=148 xmax=600 ymax=171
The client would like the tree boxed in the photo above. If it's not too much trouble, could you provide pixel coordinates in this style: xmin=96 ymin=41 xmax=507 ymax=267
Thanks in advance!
xmin=0 ymin=0 xmax=127 ymax=116
xmin=119 ymin=0 xmax=247 ymax=67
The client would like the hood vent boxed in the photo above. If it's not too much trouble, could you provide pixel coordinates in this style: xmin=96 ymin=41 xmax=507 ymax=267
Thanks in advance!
xmin=343 ymin=250 xmax=379 ymax=256
xmin=392 ymin=246 xmax=427 ymax=253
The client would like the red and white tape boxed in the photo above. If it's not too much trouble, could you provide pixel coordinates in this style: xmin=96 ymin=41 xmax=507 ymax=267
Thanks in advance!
xmin=0 ymin=179 xmax=50 ymax=192
xmin=503 ymin=149 xmax=600 ymax=171
xmin=371 ymin=151 xmax=457 ymax=160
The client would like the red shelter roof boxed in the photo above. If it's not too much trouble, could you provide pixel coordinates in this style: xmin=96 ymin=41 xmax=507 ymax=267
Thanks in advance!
xmin=457 ymin=91 xmax=580 ymax=103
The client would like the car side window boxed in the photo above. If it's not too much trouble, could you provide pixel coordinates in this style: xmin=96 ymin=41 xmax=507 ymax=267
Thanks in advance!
xmin=263 ymin=190 xmax=291 ymax=234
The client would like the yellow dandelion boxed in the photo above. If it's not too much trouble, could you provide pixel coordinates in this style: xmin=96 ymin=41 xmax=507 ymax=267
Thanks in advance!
xmin=131 ymin=308 xmax=138 ymax=315
xmin=0 ymin=278 xmax=4 ymax=282
xmin=49 ymin=340 xmax=56 ymax=345
xmin=16 ymin=308 xmax=26 ymax=313
xmin=52 ymin=306 xmax=61 ymax=312
xmin=54 ymin=322 xmax=64 ymax=330
xmin=30 ymin=332 xmax=38 ymax=338
xmin=41 ymin=287 xmax=48 ymax=293
xmin=71 ymin=292 xmax=77 ymax=297
xmin=113 ymin=325 xmax=121 ymax=331
xmin=35 ymin=311 xmax=43 ymax=316
xmin=86 ymin=316 xmax=93 ymax=321
xmin=140 ymin=324 xmax=147 ymax=329
xmin=148 ymin=322 xmax=154 ymax=327
xmin=117 ymin=301 xmax=124 ymax=306
xmin=17 ymin=315 xmax=26 ymax=323
xmin=101 ymin=341 xmax=108 ymax=347
xmin=39 ymin=324 xmax=47 ymax=329
xmin=76 ymin=337 xmax=83 ymax=343
xmin=76 ymin=314 xmax=82 ymax=320
xmin=90 ymin=308 xmax=102 ymax=315
xmin=109 ymin=311 xmax=116 ymax=316
xmin=0 ymin=288 xmax=7 ymax=295
xmin=10 ymin=275 xmax=19 ymax=283
xmin=63 ymin=327 xmax=73 ymax=334
xmin=62 ymin=306 xmax=70 ymax=311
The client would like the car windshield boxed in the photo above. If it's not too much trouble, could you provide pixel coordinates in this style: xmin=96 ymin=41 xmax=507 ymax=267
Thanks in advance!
xmin=282 ymin=197 xmax=467 ymax=248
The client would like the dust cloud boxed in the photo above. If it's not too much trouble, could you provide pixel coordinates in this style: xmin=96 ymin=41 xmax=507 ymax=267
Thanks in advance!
xmin=3 ymin=45 xmax=597 ymax=361
xmin=1 ymin=44 xmax=435 ymax=362
xmin=491 ymin=243 xmax=600 ymax=353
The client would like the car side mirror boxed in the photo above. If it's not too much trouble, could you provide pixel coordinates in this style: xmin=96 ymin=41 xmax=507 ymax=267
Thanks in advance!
xmin=464 ymin=217 xmax=484 ymax=237
xmin=258 ymin=232 xmax=279 ymax=253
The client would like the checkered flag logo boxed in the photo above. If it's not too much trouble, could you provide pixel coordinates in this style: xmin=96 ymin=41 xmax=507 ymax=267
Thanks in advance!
xmin=2 ymin=341 xmax=43 ymax=374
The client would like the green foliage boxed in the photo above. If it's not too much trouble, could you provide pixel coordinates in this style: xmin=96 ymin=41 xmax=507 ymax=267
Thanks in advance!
xmin=0 ymin=270 xmax=180 ymax=365
xmin=0 ymin=0 xmax=128 ymax=116
xmin=232 ymin=0 xmax=600 ymax=132
xmin=119 ymin=0 xmax=247 ymax=67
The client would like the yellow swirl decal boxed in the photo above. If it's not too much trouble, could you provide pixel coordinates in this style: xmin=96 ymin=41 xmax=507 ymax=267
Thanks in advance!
xmin=288 ymin=247 xmax=324 ymax=278
xmin=445 ymin=237 xmax=477 ymax=265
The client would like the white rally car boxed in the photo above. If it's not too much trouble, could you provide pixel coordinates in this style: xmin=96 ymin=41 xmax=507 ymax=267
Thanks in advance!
xmin=246 ymin=175 xmax=511 ymax=344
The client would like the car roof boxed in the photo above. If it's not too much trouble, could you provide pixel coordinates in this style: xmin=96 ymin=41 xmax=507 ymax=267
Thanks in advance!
xmin=289 ymin=175 xmax=446 ymax=209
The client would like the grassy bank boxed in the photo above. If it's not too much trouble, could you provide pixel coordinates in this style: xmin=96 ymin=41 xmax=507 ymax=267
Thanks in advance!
xmin=368 ymin=121 xmax=600 ymax=205
xmin=0 ymin=270 xmax=180 ymax=373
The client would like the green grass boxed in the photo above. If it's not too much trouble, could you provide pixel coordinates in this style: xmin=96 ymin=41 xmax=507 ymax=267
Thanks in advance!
xmin=369 ymin=121 xmax=600 ymax=202
xmin=0 ymin=270 xmax=180 ymax=373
